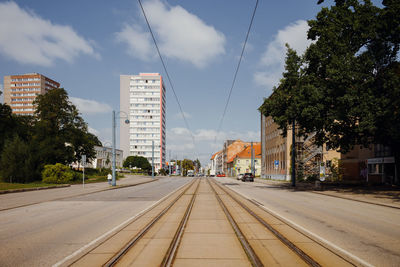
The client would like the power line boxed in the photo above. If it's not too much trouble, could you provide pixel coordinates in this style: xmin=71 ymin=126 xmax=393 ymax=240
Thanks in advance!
xmin=214 ymin=0 xmax=259 ymax=145
xmin=138 ymin=0 xmax=198 ymax=158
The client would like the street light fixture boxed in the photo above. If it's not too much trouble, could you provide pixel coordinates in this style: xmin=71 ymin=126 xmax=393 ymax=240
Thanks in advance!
xmin=112 ymin=110 xmax=129 ymax=186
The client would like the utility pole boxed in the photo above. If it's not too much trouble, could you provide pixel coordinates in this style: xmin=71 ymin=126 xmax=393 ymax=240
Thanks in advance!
xmin=181 ymin=159 xmax=183 ymax=176
xmin=251 ymin=142 xmax=255 ymax=176
xmin=169 ymin=150 xmax=171 ymax=176
xmin=112 ymin=110 xmax=116 ymax=186
xmin=291 ymin=120 xmax=296 ymax=187
xmin=152 ymin=140 xmax=155 ymax=179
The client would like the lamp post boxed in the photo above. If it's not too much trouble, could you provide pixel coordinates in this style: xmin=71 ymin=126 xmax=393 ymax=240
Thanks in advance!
xmin=112 ymin=110 xmax=129 ymax=186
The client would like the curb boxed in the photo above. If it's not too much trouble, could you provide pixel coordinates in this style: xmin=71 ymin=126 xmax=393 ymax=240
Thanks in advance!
xmin=0 ymin=178 xmax=159 ymax=212
xmin=0 ymin=184 xmax=71 ymax=195
xmin=310 ymin=191 xmax=400 ymax=210
xmin=237 ymin=177 xmax=400 ymax=210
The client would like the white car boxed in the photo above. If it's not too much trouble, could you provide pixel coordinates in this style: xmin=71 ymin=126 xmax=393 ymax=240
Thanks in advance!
xmin=237 ymin=174 xmax=244 ymax=180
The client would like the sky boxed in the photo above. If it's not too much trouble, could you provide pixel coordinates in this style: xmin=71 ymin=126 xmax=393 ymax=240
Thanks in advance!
xmin=0 ymin=0 xmax=377 ymax=165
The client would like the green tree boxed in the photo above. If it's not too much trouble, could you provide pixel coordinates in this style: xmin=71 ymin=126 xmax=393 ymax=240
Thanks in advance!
xmin=260 ymin=0 xmax=400 ymax=183
xmin=123 ymin=156 xmax=152 ymax=171
xmin=179 ymin=159 xmax=194 ymax=176
xmin=259 ymin=44 xmax=305 ymax=137
xmin=33 ymin=88 xmax=98 ymax=165
xmin=0 ymin=102 xmax=16 ymax=151
xmin=0 ymin=136 xmax=33 ymax=183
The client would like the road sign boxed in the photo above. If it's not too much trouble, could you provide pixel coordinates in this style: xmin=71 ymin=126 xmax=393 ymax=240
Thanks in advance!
xmin=274 ymin=160 xmax=279 ymax=170
xmin=81 ymin=155 xmax=86 ymax=166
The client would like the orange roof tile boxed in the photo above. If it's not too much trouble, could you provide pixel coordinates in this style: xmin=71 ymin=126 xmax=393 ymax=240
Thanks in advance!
xmin=210 ymin=150 xmax=221 ymax=160
xmin=235 ymin=143 xmax=261 ymax=159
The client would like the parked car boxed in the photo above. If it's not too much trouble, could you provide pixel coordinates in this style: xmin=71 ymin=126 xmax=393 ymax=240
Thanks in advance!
xmin=216 ymin=173 xmax=226 ymax=177
xmin=237 ymin=174 xmax=244 ymax=180
xmin=241 ymin=173 xmax=254 ymax=182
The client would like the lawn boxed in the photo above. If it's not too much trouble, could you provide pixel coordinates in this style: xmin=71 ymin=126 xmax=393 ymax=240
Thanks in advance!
xmin=0 ymin=182 xmax=61 ymax=191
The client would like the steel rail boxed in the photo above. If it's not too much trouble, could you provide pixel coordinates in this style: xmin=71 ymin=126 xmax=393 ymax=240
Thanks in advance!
xmin=209 ymin=178 xmax=322 ymax=267
xmin=206 ymin=178 xmax=264 ymax=267
xmin=161 ymin=178 xmax=201 ymax=267
xmin=104 ymin=178 xmax=199 ymax=267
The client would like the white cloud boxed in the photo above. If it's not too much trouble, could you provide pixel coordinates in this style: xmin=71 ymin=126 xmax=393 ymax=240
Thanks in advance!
xmin=88 ymin=126 xmax=100 ymax=136
xmin=70 ymin=97 xmax=112 ymax=115
xmin=254 ymin=20 xmax=312 ymax=89
xmin=0 ymin=2 xmax=99 ymax=66
xmin=117 ymin=0 xmax=225 ymax=68
xmin=115 ymin=24 xmax=154 ymax=61
xmin=174 ymin=111 xmax=192 ymax=120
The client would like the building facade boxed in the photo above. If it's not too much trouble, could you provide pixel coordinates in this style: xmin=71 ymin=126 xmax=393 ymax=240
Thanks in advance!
xmin=91 ymin=146 xmax=123 ymax=169
xmin=229 ymin=143 xmax=261 ymax=177
xmin=70 ymin=146 xmax=123 ymax=170
xmin=3 ymin=73 xmax=60 ymax=115
xmin=210 ymin=151 xmax=221 ymax=176
xmin=120 ymin=73 xmax=166 ymax=171
xmin=222 ymin=140 xmax=250 ymax=174
xmin=260 ymin=114 xmax=341 ymax=181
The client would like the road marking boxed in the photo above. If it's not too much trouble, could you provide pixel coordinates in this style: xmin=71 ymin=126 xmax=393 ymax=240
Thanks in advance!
xmin=226 ymin=186 xmax=374 ymax=267
xmin=53 ymin=179 xmax=191 ymax=267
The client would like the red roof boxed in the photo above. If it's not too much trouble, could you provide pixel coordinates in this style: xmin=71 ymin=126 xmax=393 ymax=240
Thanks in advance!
xmin=210 ymin=151 xmax=221 ymax=160
xmin=235 ymin=143 xmax=261 ymax=159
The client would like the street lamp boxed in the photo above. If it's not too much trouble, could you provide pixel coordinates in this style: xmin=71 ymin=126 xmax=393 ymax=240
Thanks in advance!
xmin=112 ymin=110 xmax=129 ymax=186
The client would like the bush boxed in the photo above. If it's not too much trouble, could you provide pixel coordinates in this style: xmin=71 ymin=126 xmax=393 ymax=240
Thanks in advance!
xmin=82 ymin=167 xmax=110 ymax=177
xmin=42 ymin=163 xmax=75 ymax=184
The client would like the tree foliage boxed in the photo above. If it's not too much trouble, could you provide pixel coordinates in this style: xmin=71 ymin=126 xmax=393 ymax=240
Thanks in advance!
xmin=123 ymin=156 xmax=152 ymax=171
xmin=0 ymin=88 xmax=100 ymax=182
xmin=42 ymin=163 xmax=75 ymax=184
xmin=33 ymin=88 xmax=97 ymax=165
xmin=260 ymin=0 xmax=400 ymax=182
xmin=0 ymin=136 xmax=33 ymax=183
xmin=176 ymin=159 xmax=194 ymax=176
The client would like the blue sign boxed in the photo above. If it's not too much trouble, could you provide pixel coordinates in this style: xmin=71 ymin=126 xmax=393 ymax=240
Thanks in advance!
xmin=274 ymin=160 xmax=279 ymax=169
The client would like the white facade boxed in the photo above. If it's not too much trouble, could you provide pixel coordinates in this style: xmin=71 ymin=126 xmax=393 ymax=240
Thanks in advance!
xmin=120 ymin=73 xmax=166 ymax=171
xmin=91 ymin=146 xmax=123 ymax=169
xmin=70 ymin=146 xmax=123 ymax=169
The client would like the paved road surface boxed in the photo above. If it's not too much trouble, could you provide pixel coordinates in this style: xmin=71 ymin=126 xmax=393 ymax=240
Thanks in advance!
xmin=217 ymin=177 xmax=400 ymax=267
xmin=0 ymin=177 xmax=191 ymax=267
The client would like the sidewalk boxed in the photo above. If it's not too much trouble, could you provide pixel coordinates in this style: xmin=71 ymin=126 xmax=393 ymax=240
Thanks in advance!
xmin=0 ymin=175 xmax=157 ymax=211
xmin=234 ymin=177 xmax=400 ymax=209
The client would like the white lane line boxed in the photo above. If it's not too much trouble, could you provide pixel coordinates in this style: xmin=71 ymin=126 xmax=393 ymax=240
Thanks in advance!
xmin=227 ymin=186 xmax=375 ymax=267
xmin=53 ymin=179 xmax=191 ymax=267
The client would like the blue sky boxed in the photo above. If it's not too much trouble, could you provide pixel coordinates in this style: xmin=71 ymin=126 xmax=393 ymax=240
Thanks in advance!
xmin=0 ymin=0 xmax=377 ymax=165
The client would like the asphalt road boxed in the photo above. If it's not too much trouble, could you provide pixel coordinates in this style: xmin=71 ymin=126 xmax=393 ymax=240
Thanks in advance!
xmin=0 ymin=177 xmax=192 ymax=267
xmin=216 ymin=177 xmax=400 ymax=267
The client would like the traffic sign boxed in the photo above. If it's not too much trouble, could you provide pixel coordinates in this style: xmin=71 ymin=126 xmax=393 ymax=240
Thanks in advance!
xmin=274 ymin=160 xmax=279 ymax=170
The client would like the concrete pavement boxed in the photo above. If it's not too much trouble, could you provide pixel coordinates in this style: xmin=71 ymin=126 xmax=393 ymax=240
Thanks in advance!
xmin=248 ymin=177 xmax=400 ymax=209
xmin=0 ymin=175 xmax=157 ymax=211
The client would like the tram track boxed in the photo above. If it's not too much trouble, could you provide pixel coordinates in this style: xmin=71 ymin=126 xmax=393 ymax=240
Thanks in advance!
xmin=67 ymin=178 xmax=354 ymax=266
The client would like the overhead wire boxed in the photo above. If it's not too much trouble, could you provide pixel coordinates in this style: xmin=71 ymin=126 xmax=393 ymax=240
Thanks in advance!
xmin=213 ymin=0 xmax=259 ymax=146
xmin=138 ymin=0 xmax=199 ymax=160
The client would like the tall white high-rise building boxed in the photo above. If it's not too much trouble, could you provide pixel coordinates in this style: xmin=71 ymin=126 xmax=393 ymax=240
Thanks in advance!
xmin=120 ymin=73 xmax=166 ymax=170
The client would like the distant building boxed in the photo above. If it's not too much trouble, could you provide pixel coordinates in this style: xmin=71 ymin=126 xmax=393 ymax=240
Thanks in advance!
xmin=120 ymin=73 xmax=166 ymax=171
xmin=70 ymin=146 xmax=123 ymax=170
xmin=3 ymin=73 xmax=60 ymax=115
xmin=210 ymin=151 xmax=221 ymax=176
xmin=260 ymin=114 xmax=341 ymax=181
xmin=222 ymin=140 xmax=250 ymax=174
xmin=228 ymin=143 xmax=261 ymax=177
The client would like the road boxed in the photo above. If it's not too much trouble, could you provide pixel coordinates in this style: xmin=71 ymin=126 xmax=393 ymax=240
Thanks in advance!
xmin=0 ymin=177 xmax=191 ymax=267
xmin=1 ymin=176 xmax=399 ymax=267
xmin=216 ymin=177 xmax=400 ymax=267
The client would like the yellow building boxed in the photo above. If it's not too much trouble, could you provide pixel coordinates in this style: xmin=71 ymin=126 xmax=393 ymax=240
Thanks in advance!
xmin=228 ymin=143 xmax=261 ymax=177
